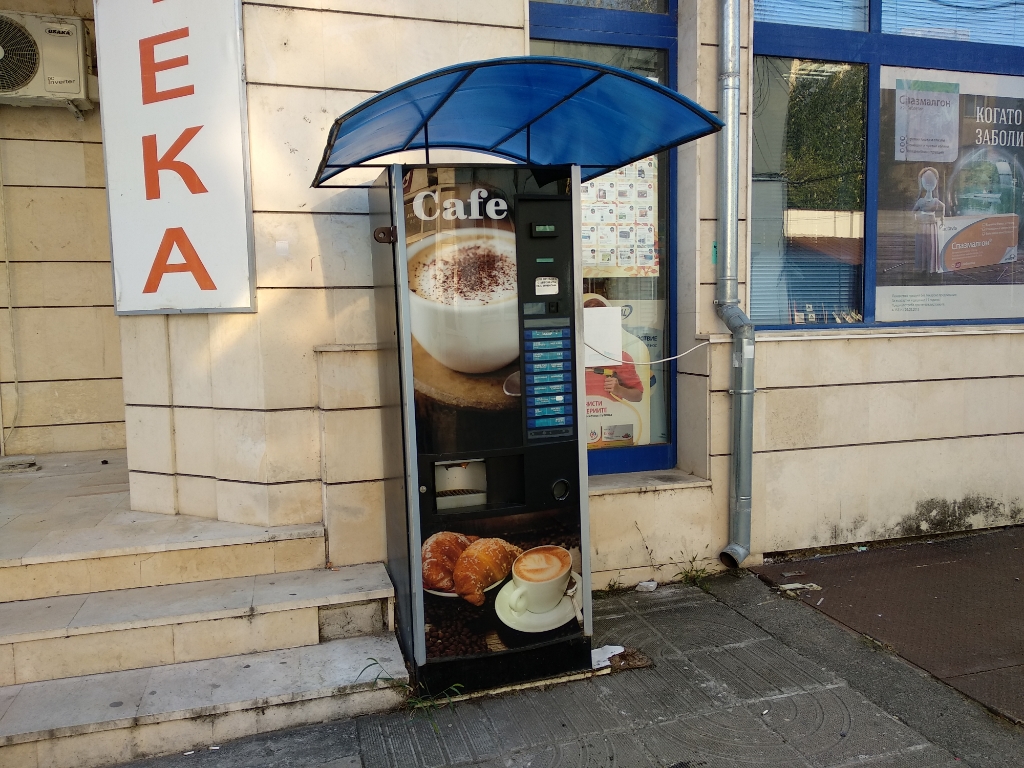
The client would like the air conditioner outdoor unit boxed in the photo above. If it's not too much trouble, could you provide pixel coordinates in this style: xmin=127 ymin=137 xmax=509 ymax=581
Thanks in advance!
xmin=0 ymin=11 xmax=95 ymax=114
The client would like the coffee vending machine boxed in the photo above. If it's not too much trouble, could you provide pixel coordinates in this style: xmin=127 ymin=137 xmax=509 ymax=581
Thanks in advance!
xmin=370 ymin=164 xmax=593 ymax=693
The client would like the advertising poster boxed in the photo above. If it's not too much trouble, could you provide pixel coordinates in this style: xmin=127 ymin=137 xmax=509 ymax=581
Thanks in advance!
xmin=581 ymin=295 xmax=666 ymax=449
xmin=581 ymin=157 xmax=660 ymax=277
xmin=401 ymin=167 xmax=584 ymax=662
xmin=401 ymin=167 xmax=523 ymax=456
xmin=877 ymin=67 xmax=1024 ymax=321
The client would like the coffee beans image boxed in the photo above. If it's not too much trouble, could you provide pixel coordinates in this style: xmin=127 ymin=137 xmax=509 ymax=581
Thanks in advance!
xmin=424 ymin=600 xmax=489 ymax=658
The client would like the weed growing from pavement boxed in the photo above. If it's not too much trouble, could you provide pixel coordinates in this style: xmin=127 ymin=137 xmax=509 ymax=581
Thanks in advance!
xmin=635 ymin=521 xmax=659 ymax=572
xmin=602 ymin=572 xmax=625 ymax=592
xmin=676 ymin=544 xmax=714 ymax=589
xmin=358 ymin=658 xmax=463 ymax=734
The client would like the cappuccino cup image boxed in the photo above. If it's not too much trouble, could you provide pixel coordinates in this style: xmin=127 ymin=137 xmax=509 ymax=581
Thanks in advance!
xmin=407 ymin=229 xmax=519 ymax=374
xmin=508 ymin=545 xmax=573 ymax=616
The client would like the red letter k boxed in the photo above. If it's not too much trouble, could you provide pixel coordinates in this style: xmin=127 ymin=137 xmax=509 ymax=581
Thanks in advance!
xmin=142 ymin=126 xmax=208 ymax=200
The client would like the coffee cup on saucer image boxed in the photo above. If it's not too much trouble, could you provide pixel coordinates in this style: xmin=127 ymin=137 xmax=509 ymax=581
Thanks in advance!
xmin=507 ymin=545 xmax=572 ymax=616
xmin=407 ymin=228 xmax=519 ymax=374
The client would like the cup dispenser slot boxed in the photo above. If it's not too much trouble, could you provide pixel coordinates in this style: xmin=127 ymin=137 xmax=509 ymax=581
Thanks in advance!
xmin=433 ymin=454 xmax=526 ymax=513
xmin=434 ymin=459 xmax=486 ymax=510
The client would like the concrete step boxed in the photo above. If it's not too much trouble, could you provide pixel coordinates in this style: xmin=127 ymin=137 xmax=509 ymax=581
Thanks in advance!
xmin=0 ymin=634 xmax=408 ymax=768
xmin=0 ymin=510 xmax=326 ymax=602
xmin=0 ymin=563 xmax=394 ymax=685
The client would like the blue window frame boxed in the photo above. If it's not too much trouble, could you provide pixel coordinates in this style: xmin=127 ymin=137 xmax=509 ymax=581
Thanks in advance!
xmin=530 ymin=1 xmax=679 ymax=475
xmin=754 ymin=0 xmax=1024 ymax=329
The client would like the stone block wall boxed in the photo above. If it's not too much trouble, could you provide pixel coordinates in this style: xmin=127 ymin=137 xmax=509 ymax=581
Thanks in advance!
xmin=0 ymin=0 xmax=125 ymax=456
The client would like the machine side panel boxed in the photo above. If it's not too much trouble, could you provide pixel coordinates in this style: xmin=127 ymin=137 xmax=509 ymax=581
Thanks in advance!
xmin=369 ymin=168 xmax=414 ymax=661
xmin=571 ymin=165 xmax=594 ymax=637
xmin=389 ymin=166 xmax=428 ymax=666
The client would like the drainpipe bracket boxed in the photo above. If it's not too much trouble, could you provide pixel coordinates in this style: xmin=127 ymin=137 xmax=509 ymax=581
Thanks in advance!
xmin=727 ymin=389 xmax=757 ymax=395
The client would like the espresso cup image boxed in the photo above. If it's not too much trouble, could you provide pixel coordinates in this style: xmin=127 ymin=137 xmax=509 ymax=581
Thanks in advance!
xmin=407 ymin=228 xmax=519 ymax=374
xmin=508 ymin=545 xmax=573 ymax=616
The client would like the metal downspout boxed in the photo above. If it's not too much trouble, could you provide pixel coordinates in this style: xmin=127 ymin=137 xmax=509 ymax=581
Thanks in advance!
xmin=716 ymin=0 xmax=753 ymax=568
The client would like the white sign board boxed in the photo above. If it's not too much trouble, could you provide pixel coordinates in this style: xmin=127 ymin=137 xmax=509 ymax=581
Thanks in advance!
xmin=583 ymin=306 xmax=623 ymax=367
xmin=95 ymin=0 xmax=254 ymax=313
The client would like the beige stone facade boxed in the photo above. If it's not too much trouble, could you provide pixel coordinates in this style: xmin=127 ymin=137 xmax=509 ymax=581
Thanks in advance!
xmin=3 ymin=0 xmax=1022 ymax=587
xmin=0 ymin=0 xmax=123 ymax=457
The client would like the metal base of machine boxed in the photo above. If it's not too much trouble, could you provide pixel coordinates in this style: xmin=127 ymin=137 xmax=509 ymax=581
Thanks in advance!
xmin=416 ymin=633 xmax=592 ymax=696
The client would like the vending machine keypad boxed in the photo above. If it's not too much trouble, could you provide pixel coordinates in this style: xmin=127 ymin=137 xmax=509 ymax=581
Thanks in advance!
xmin=524 ymin=326 xmax=575 ymax=438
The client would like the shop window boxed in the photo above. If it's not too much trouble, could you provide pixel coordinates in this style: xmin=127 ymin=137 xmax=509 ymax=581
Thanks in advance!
xmin=532 ymin=0 xmax=668 ymax=13
xmin=529 ymin=0 xmax=678 ymax=472
xmin=756 ymin=0 xmax=1024 ymax=327
xmin=882 ymin=0 xmax=1024 ymax=47
xmin=875 ymin=67 xmax=1024 ymax=320
xmin=753 ymin=0 xmax=868 ymax=31
xmin=532 ymin=39 xmax=672 ymax=461
xmin=750 ymin=56 xmax=867 ymax=325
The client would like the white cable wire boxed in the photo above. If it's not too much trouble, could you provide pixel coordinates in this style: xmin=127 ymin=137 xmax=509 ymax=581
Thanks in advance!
xmin=582 ymin=340 xmax=710 ymax=366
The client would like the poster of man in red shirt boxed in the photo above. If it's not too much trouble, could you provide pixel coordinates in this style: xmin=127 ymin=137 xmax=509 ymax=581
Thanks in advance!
xmin=584 ymin=352 xmax=644 ymax=402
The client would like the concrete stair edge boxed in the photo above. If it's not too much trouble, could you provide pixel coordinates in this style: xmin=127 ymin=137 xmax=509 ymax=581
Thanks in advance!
xmin=0 ymin=563 xmax=394 ymax=647
xmin=3 ymin=519 xmax=326 ymax=569
xmin=0 ymin=635 xmax=409 ymax=750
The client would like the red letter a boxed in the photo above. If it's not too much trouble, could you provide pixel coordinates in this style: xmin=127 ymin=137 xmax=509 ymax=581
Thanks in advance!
xmin=143 ymin=227 xmax=217 ymax=293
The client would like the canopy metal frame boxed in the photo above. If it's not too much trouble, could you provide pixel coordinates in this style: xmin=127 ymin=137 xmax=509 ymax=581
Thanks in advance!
xmin=311 ymin=56 xmax=722 ymax=187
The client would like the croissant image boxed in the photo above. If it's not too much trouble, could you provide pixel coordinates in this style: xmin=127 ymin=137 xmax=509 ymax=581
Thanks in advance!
xmin=422 ymin=532 xmax=478 ymax=592
xmin=453 ymin=538 xmax=523 ymax=606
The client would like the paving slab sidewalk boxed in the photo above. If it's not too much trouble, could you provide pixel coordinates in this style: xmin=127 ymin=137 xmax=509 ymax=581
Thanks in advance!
xmin=121 ymin=573 xmax=1024 ymax=768
xmin=752 ymin=526 xmax=1024 ymax=725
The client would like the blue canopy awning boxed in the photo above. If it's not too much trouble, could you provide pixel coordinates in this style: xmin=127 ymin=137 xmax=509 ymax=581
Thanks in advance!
xmin=312 ymin=56 xmax=723 ymax=186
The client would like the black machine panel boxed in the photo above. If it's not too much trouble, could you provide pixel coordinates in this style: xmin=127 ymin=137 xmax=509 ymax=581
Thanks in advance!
xmin=516 ymin=195 xmax=578 ymax=443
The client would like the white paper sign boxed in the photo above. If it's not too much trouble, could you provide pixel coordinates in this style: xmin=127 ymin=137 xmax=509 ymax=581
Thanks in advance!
xmin=95 ymin=0 xmax=254 ymax=313
xmin=583 ymin=306 xmax=622 ymax=367
xmin=895 ymin=79 xmax=960 ymax=163
xmin=535 ymin=277 xmax=559 ymax=296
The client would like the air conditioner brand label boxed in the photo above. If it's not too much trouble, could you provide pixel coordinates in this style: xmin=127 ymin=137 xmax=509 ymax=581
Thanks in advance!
xmin=41 ymin=23 xmax=80 ymax=95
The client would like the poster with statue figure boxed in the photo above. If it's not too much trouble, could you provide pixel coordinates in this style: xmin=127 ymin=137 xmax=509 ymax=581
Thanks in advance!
xmin=877 ymin=67 xmax=1024 ymax=321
